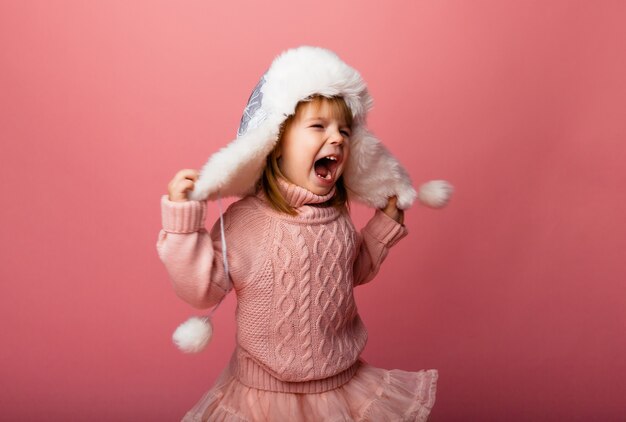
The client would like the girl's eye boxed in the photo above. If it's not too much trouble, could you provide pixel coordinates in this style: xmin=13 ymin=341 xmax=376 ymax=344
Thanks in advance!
xmin=311 ymin=124 xmax=350 ymax=137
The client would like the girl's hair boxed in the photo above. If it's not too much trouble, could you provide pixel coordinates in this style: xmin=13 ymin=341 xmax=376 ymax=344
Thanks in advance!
xmin=259 ymin=94 xmax=353 ymax=215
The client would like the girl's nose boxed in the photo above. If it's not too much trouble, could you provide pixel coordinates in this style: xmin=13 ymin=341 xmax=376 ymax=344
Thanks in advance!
xmin=329 ymin=130 xmax=344 ymax=145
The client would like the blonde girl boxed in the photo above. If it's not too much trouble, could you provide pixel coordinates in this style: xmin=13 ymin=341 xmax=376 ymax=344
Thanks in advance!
xmin=157 ymin=46 xmax=451 ymax=421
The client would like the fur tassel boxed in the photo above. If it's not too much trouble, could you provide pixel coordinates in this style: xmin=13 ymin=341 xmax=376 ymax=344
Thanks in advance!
xmin=172 ymin=316 xmax=213 ymax=353
xmin=418 ymin=180 xmax=454 ymax=208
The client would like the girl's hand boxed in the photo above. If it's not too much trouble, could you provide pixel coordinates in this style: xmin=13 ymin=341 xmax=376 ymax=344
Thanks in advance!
xmin=382 ymin=196 xmax=404 ymax=225
xmin=167 ymin=169 xmax=200 ymax=202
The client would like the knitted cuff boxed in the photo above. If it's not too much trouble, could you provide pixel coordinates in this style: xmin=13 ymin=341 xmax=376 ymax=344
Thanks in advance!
xmin=160 ymin=194 xmax=207 ymax=233
xmin=363 ymin=209 xmax=408 ymax=247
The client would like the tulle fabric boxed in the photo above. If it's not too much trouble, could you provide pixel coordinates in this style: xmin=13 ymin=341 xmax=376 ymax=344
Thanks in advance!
xmin=182 ymin=358 xmax=438 ymax=422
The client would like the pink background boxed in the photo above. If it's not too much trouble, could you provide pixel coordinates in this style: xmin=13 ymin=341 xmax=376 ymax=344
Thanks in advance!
xmin=1 ymin=1 xmax=625 ymax=420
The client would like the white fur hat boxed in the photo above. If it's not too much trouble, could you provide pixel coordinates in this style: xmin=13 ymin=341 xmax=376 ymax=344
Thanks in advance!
xmin=187 ymin=45 xmax=449 ymax=209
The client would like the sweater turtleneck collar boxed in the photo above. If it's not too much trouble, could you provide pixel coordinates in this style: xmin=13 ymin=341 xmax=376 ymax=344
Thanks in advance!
xmin=276 ymin=177 xmax=336 ymax=208
xmin=254 ymin=177 xmax=341 ymax=223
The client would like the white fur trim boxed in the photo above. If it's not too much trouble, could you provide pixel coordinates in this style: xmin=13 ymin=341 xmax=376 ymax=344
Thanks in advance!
xmin=261 ymin=46 xmax=373 ymax=123
xmin=188 ymin=121 xmax=279 ymax=201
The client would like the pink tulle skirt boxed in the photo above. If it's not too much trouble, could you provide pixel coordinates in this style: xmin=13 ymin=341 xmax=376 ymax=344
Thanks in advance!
xmin=182 ymin=358 xmax=438 ymax=422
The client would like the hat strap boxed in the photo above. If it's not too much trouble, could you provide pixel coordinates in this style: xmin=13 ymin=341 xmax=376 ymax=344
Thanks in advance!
xmin=207 ymin=192 xmax=232 ymax=318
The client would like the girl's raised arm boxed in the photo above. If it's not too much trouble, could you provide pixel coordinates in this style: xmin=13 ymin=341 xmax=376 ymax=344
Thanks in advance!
xmin=156 ymin=169 xmax=233 ymax=309
xmin=353 ymin=209 xmax=409 ymax=287
xmin=156 ymin=196 xmax=232 ymax=309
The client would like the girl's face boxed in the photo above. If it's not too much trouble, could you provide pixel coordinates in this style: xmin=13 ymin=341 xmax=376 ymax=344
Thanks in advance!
xmin=277 ymin=100 xmax=351 ymax=195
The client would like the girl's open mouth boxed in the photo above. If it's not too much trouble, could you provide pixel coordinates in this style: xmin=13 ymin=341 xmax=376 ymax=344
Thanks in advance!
xmin=314 ymin=155 xmax=341 ymax=182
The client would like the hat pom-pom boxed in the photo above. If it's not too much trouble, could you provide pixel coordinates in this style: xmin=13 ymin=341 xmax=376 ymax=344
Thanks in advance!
xmin=172 ymin=316 xmax=213 ymax=353
xmin=418 ymin=180 xmax=454 ymax=208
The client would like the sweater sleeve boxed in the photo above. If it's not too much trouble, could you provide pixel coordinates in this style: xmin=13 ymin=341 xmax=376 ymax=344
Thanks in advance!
xmin=155 ymin=194 xmax=232 ymax=309
xmin=353 ymin=209 xmax=409 ymax=287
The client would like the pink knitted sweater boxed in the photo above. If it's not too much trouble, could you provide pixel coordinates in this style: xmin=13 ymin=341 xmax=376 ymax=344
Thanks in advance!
xmin=156 ymin=178 xmax=408 ymax=393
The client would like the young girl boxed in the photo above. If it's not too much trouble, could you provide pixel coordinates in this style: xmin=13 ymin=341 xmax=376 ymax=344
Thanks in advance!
xmin=157 ymin=46 xmax=451 ymax=421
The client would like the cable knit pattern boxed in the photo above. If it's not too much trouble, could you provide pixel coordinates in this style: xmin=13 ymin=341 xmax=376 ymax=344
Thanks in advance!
xmin=156 ymin=178 xmax=408 ymax=393
xmin=273 ymin=222 xmax=297 ymax=375
xmin=294 ymin=224 xmax=315 ymax=379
